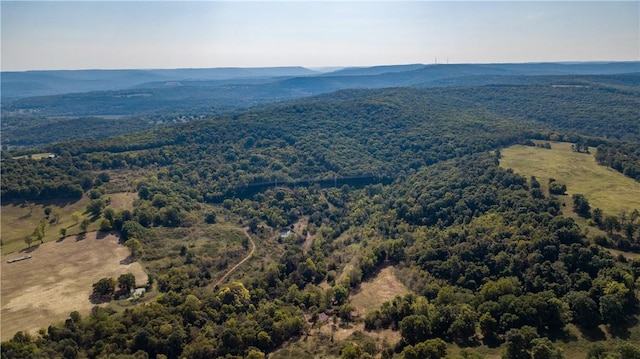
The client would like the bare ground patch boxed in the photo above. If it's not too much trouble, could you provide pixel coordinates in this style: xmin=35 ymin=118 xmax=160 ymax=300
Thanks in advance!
xmin=292 ymin=217 xmax=317 ymax=254
xmin=1 ymin=232 xmax=147 ymax=341
xmin=349 ymin=266 xmax=409 ymax=317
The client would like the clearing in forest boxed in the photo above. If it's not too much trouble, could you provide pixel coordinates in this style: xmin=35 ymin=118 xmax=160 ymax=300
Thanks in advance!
xmin=349 ymin=266 xmax=409 ymax=317
xmin=500 ymin=142 xmax=640 ymax=216
xmin=107 ymin=192 xmax=136 ymax=212
xmin=1 ymin=232 xmax=147 ymax=341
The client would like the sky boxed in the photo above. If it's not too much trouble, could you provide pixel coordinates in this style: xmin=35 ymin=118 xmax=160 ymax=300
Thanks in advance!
xmin=1 ymin=1 xmax=639 ymax=71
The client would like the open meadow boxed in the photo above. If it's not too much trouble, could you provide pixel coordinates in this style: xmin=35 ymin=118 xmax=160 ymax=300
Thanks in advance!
xmin=500 ymin=142 xmax=640 ymax=216
xmin=1 ymin=192 xmax=136 ymax=255
xmin=1 ymin=232 xmax=147 ymax=341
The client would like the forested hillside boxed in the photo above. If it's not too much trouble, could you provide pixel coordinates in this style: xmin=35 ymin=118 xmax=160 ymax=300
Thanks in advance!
xmin=2 ymin=73 xmax=640 ymax=358
xmin=2 ymin=63 xmax=638 ymax=147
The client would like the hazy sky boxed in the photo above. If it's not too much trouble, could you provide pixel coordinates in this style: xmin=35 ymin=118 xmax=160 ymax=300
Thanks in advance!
xmin=1 ymin=1 xmax=639 ymax=71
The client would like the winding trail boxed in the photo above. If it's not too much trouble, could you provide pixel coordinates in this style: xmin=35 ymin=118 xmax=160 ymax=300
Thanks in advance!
xmin=212 ymin=228 xmax=256 ymax=287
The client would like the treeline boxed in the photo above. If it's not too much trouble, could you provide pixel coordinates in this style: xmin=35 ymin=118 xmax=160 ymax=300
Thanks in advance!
xmin=595 ymin=142 xmax=640 ymax=182
xmin=0 ymin=156 xmax=95 ymax=200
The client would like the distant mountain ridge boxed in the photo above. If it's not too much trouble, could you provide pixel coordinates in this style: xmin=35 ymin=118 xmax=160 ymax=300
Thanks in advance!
xmin=1 ymin=67 xmax=320 ymax=100
xmin=2 ymin=62 xmax=639 ymax=148
xmin=3 ymin=62 xmax=639 ymax=102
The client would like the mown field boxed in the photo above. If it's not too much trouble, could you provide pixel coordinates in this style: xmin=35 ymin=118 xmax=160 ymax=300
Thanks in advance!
xmin=500 ymin=141 xmax=640 ymax=216
xmin=1 ymin=232 xmax=147 ymax=341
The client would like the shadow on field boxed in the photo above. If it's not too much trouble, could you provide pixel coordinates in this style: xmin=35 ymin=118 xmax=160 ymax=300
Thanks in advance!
xmin=577 ymin=325 xmax=606 ymax=341
xmin=607 ymin=316 xmax=638 ymax=340
xmin=20 ymin=244 xmax=40 ymax=253
xmin=120 ymin=255 xmax=135 ymax=265
xmin=89 ymin=293 xmax=113 ymax=305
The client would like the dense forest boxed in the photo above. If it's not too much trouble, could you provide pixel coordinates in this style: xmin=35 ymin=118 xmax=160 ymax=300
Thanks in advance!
xmin=2 ymin=70 xmax=640 ymax=358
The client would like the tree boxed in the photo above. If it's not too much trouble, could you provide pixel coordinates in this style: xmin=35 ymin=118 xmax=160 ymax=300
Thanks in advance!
xmin=414 ymin=338 xmax=447 ymax=359
xmin=118 ymin=273 xmax=136 ymax=293
xmin=32 ymin=219 xmax=47 ymax=244
xmin=71 ymin=211 xmax=82 ymax=225
xmin=332 ymin=284 xmax=348 ymax=305
xmin=44 ymin=206 xmax=52 ymax=218
xmin=59 ymin=227 xmax=67 ymax=238
xmin=400 ymin=315 xmax=432 ymax=345
xmin=503 ymin=326 xmax=538 ymax=359
xmin=479 ymin=312 xmax=499 ymax=342
xmin=572 ymin=194 xmax=591 ymax=217
xmin=530 ymin=337 xmax=564 ymax=359
xmin=125 ymin=238 xmax=144 ymax=258
xmin=92 ymin=277 xmax=116 ymax=297
xmin=205 ymin=212 xmax=216 ymax=224
xmin=103 ymin=207 xmax=115 ymax=222
xmin=564 ymin=291 xmax=599 ymax=328
xmin=592 ymin=208 xmax=603 ymax=226
xmin=624 ymin=222 xmax=636 ymax=241
xmin=99 ymin=218 xmax=112 ymax=232
xmin=24 ymin=235 xmax=34 ymax=248
xmin=246 ymin=349 xmax=266 ymax=359
xmin=80 ymin=217 xmax=90 ymax=233
xmin=603 ymin=215 xmax=621 ymax=235
xmin=586 ymin=342 xmax=608 ymax=359
xmin=448 ymin=304 xmax=477 ymax=344
xmin=86 ymin=199 xmax=106 ymax=217
xmin=548 ymin=179 xmax=566 ymax=195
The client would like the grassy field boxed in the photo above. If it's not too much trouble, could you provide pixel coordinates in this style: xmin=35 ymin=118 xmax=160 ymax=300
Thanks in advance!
xmin=1 ymin=232 xmax=148 ymax=341
xmin=1 ymin=197 xmax=90 ymax=254
xmin=12 ymin=153 xmax=54 ymax=160
xmin=349 ymin=266 xmax=409 ymax=318
xmin=500 ymin=142 xmax=640 ymax=216
xmin=1 ymin=192 xmax=138 ymax=255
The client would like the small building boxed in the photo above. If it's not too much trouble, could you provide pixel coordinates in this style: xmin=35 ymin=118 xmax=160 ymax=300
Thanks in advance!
xmin=280 ymin=230 xmax=292 ymax=238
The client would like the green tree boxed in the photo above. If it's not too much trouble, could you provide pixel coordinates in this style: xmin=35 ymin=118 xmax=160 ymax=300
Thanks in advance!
xmin=32 ymin=219 xmax=47 ymax=244
xmin=99 ymin=218 xmax=112 ymax=232
xmin=71 ymin=211 xmax=82 ymax=225
xmin=80 ymin=217 xmax=90 ymax=233
xmin=530 ymin=338 xmax=564 ymax=359
xmin=44 ymin=206 xmax=52 ymax=218
xmin=333 ymin=284 xmax=348 ymax=305
xmin=564 ymin=291 xmax=599 ymax=328
xmin=118 ymin=273 xmax=136 ymax=293
xmin=103 ymin=207 xmax=115 ymax=222
xmin=125 ymin=238 xmax=143 ymax=258
xmin=92 ymin=277 xmax=116 ymax=297
xmin=503 ymin=326 xmax=538 ymax=359
xmin=24 ymin=235 xmax=34 ymax=248
xmin=586 ymin=342 xmax=608 ymax=359
xmin=247 ymin=349 xmax=266 ymax=359
xmin=400 ymin=315 xmax=432 ymax=345
xmin=572 ymin=194 xmax=591 ymax=217
xmin=415 ymin=338 xmax=447 ymax=359
xmin=615 ymin=341 xmax=640 ymax=359
xmin=59 ymin=227 xmax=67 ymax=238
xmin=603 ymin=215 xmax=621 ymax=235
xmin=592 ymin=208 xmax=603 ymax=226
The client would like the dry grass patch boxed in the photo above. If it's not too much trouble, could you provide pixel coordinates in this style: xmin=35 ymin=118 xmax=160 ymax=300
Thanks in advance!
xmin=500 ymin=142 xmax=640 ymax=215
xmin=107 ymin=192 xmax=136 ymax=212
xmin=1 ymin=232 xmax=147 ymax=341
xmin=349 ymin=266 xmax=409 ymax=317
